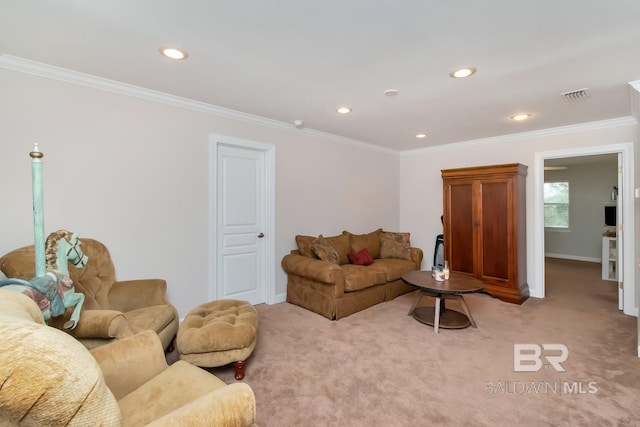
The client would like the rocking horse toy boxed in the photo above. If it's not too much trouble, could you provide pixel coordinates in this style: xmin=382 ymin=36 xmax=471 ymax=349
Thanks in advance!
xmin=0 ymin=230 xmax=87 ymax=329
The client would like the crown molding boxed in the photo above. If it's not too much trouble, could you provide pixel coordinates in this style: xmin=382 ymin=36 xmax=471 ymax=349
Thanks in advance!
xmin=1 ymin=54 xmax=633 ymax=157
xmin=0 ymin=54 xmax=396 ymax=154
xmin=402 ymin=116 xmax=637 ymax=156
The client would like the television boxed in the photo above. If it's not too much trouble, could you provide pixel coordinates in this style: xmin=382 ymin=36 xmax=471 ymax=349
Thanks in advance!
xmin=604 ymin=203 xmax=616 ymax=227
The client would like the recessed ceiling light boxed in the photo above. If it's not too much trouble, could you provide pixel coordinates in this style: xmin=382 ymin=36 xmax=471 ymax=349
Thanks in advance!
xmin=337 ymin=106 xmax=352 ymax=114
xmin=449 ymin=67 xmax=476 ymax=78
xmin=159 ymin=47 xmax=188 ymax=60
xmin=384 ymin=89 xmax=398 ymax=96
xmin=416 ymin=133 xmax=427 ymax=139
xmin=510 ymin=113 xmax=531 ymax=121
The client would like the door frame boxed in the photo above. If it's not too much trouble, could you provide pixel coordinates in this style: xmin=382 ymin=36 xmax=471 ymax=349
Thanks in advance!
xmin=209 ymin=134 xmax=276 ymax=304
xmin=533 ymin=143 xmax=636 ymax=316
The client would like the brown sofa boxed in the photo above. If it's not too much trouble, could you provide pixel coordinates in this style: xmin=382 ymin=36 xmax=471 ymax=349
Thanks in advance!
xmin=0 ymin=288 xmax=257 ymax=426
xmin=282 ymin=229 xmax=423 ymax=320
xmin=0 ymin=238 xmax=179 ymax=350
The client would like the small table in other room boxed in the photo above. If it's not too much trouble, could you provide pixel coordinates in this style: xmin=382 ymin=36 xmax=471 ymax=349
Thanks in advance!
xmin=402 ymin=270 xmax=484 ymax=333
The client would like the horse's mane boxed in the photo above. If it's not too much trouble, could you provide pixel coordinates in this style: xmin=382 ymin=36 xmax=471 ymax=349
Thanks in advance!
xmin=45 ymin=229 xmax=73 ymax=270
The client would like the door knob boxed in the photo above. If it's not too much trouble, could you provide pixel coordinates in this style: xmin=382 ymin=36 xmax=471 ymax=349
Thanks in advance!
xmin=257 ymin=233 xmax=265 ymax=238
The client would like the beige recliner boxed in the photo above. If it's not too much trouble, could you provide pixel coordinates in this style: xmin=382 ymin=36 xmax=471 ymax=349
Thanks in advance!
xmin=0 ymin=238 xmax=179 ymax=350
xmin=0 ymin=289 xmax=257 ymax=426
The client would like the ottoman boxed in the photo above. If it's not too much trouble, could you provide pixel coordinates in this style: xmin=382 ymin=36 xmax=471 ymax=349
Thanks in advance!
xmin=177 ymin=299 xmax=258 ymax=380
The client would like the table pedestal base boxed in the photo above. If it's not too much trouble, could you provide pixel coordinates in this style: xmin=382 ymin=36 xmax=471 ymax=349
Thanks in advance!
xmin=409 ymin=291 xmax=477 ymax=333
xmin=412 ymin=306 xmax=470 ymax=329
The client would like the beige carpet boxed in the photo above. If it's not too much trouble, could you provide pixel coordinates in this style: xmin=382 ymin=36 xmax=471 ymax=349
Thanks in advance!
xmin=169 ymin=258 xmax=639 ymax=426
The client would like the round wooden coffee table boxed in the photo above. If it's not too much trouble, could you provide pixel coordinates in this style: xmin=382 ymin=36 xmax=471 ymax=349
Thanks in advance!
xmin=402 ymin=270 xmax=484 ymax=333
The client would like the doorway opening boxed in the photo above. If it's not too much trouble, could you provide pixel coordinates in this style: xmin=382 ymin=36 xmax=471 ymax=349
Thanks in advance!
xmin=533 ymin=143 xmax=636 ymax=316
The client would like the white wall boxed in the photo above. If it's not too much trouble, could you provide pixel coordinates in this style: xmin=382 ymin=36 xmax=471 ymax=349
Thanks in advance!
xmin=0 ymin=68 xmax=400 ymax=317
xmin=544 ymin=160 xmax=618 ymax=261
xmin=2 ymin=64 xmax=638 ymax=319
xmin=399 ymin=122 xmax=637 ymax=299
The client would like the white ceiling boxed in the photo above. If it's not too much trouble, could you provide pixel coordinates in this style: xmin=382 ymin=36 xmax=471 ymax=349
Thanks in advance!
xmin=2 ymin=1 xmax=640 ymax=151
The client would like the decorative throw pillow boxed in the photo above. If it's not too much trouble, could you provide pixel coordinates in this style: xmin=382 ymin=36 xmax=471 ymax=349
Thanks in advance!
xmin=323 ymin=233 xmax=351 ymax=265
xmin=348 ymin=248 xmax=375 ymax=266
xmin=295 ymin=235 xmax=318 ymax=258
xmin=380 ymin=232 xmax=411 ymax=260
xmin=343 ymin=228 xmax=382 ymax=259
xmin=311 ymin=235 xmax=340 ymax=264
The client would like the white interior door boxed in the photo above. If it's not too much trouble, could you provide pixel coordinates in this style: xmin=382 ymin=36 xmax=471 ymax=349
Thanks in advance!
xmin=215 ymin=144 xmax=266 ymax=305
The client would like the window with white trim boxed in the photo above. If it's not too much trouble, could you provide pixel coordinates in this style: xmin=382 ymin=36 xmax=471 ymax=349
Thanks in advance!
xmin=544 ymin=181 xmax=569 ymax=229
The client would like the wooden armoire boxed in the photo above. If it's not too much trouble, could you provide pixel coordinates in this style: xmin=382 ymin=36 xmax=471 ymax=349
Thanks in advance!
xmin=441 ymin=163 xmax=529 ymax=304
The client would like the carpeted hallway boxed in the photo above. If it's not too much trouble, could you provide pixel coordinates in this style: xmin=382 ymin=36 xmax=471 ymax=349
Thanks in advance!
xmin=170 ymin=258 xmax=639 ymax=426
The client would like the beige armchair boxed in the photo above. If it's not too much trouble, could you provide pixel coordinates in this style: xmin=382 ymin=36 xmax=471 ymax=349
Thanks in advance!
xmin=0 ymin=289 xmax=257 ymax=426
xmin=0 ymin=238 xmax=179 ymax=350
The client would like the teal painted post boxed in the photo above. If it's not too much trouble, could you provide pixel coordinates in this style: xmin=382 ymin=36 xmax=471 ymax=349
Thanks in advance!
xmin=30 ymin=143 xmax=45 ymax=278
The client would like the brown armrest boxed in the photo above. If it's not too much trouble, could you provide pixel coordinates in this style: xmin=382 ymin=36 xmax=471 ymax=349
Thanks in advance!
xmin=281 ymin=254 xmax=343 ymax=285
xmin=49 ymin=309 xmax=133 ymax=339
xmin=409 ymin=247 xmax=424 ymax=268
xmin=146 ymin=383 xmax=256 ymax=427
xmin=108 ymin=279 xmax=168 ymax=312
xmin=91 ymin=330 xmax=169 ymax=400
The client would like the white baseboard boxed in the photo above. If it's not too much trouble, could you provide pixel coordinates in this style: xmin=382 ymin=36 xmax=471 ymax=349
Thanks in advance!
xmin=545 ymin=253 xmax=601 ymax=263
xmin=269 ymin=293 xmax=287 ymax=305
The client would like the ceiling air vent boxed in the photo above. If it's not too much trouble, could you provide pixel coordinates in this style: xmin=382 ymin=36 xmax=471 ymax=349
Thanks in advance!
xmin=561 ymin=88 xmax=589 ymax=101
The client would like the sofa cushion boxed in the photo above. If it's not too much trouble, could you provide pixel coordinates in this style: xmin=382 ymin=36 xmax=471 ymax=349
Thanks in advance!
xmin=342 ymin=264 xmax=386 ymax=292
xmin=0 ymin=290 xmax=122 ymax=426
xmin=380 ymin=232 xmax=411 ymax=260
xmin=367 ymin=258 xmax=417 ymax=281
xmin=0 ymin=239 xmax=116 ymax=310
xmin=0 ymin=245 xmax=36 ymax=282
xmin=311 ymin=235 xmax=340 ymax=264
xmin=0 ymin=287 xmax=46 ymax=324
xmin=323 ymin=233 xmax=351 ymax=265
xmin=126 ymin=304 xmax=179 ymax=336
xmin=348 ymin=248 xmax=375 ymax=266
xmin=295 ymin=235 xmax=318 ymax=259
xmin=70 ymin=238 xmax=117 ymax=310
xmin=344 ymin=229 xmax=383 ymax=259
xmin=118 ymin=360 xmax=227 ymax=426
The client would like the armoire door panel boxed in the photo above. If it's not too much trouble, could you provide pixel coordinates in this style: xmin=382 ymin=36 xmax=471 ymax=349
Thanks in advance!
xmin=479 ymin=181 xmax=510 ymax=281
xmin=447 ymin=183 xmax=474 ymax=274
